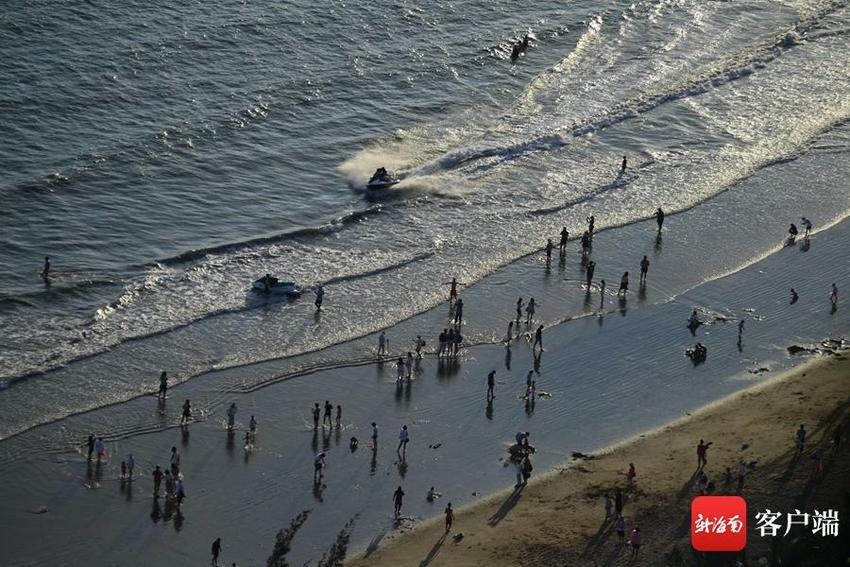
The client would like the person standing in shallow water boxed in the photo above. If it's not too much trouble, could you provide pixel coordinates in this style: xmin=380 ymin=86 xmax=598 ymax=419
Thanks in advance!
xmin=211 ymin=537 xmax=222 ymax=567
xmin=393 ymin=485 xmax=405 ymax=516
xmin=323 ymin=400 xmax=333 ymax=426
xmin=312 ymin=403 xmax=320 ymax=429
xmin=486 ymin=370 xmax=496 ymax=399
xmin=586 ymin=260 xmax=596 ymax=288
xmin=158 ymin=371 xmax=168 ymax=399
xmin=515 ymin=298 xmax=523 ymax=322
xmin=639 ymin=256 xmax=649 ymax=284
xmin=525 ymin=298 xmax=536 ymax=325
xmin=180 ymin=399 xmax=191 ymax=426
xmin=41 ymin=256 xmax=50 ymax=279
xmin=559 ymin=227 xmax=569 ymax=252
xmin=544 ymin=239 xmax=553 ymax=263
xmin=618 ymin=272 xmax=629 ymax=295
xmin=532 ymin=325 xmax=543 ymax=351
xmin=655 ymin=207 xmax=664 ymax=231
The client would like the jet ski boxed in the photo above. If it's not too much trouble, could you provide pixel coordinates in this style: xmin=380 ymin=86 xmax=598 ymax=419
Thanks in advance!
xmin=366 ymin=167 xmax=400 ymax=190
xmin=251 ymin=277 xmax=302 ymax=296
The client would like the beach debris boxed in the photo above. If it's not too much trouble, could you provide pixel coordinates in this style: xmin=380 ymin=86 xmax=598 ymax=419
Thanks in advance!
xmin=428 ymin=443 xmax=442 ymax=450
xmin=748 ymin=367 xmax=770 ymax=374
xmin=571 ymin=451 xmax=595 ymax=460
xmin=452 ymin=532 xmax=464 ymax=542
xmin=741 ymin=443 xmax=749 ymax=451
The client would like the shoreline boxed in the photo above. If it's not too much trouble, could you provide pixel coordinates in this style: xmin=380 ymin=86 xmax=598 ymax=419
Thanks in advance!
xmin=348 ymin=352 xmax=850 ymax=566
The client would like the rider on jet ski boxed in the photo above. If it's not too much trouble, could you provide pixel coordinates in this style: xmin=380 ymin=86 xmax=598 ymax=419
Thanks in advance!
xmin=369 ymin=167 xmax=391 ymax=184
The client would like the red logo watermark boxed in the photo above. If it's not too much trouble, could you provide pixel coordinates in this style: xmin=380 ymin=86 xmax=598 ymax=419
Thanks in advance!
xmin=691 ymin=496 xmax=747 ymax=551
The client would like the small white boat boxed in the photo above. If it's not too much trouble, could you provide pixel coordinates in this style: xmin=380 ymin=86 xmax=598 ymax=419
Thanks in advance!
xmin=251 ymin=279 xmax=302 ymax=296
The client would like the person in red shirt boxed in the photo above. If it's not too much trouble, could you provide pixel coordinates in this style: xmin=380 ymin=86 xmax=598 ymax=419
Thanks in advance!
xmin=152 ymin=465 xmax=164 ymax=497
xmin=444 ymin=503 xmax=454 ymax=532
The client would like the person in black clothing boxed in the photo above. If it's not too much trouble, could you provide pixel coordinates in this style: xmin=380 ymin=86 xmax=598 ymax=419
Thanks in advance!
xmin=158 ymin=371 xmax=168 ymax=399
xmin=86 ymin=434 xmax=95 ymax=461
xmin=655 ymin=207 xmax=664 ymax=231
xmin=211 ymin=537 xmax=222 ymax=566
xmin=586 ymin=261 xmax=596 ymax=288
xmin=559 ymin=227 xmax=569 ymax=252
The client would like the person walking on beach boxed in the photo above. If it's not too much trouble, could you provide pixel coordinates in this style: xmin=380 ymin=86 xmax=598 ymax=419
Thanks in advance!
xmin=313 ymin=452 xmax=326 ymax=482
xmin=454 ymin=298 xmax=464 ymax=326
xmin=335 ymin=405 xmax=342 ymax=428
xmin=586 ymin=260 xmax=596 ymax=288
xmin=158 ymin=371 xmax=168 ymax=399
xmin=655 ymin=207 xmax=665 ymax=231
xmin=830 ymin=283 xmax=838 ymax=307
xmin=152 ymin=465 xmax=163 ymax=497
xmin=314 ymin=284 xmax=324 ymax=310
xmin=696 ymin=439 xmax=712 ymax=469
xmin=532 ymin=325 xmax=544 ymax=351
xmin=127 ymin=454 xmax=135 ymax=480
xmin=621 ymin=156 xmax=628 ymax=174
xmin=801 ymin=216 xmax=812 ymax=237
xmin=323 ymin=400 xmax=333 ymax=426
xmin=505 ymin=320 xmax=514 ymax=343
xmin=164 ymin=470 xmax=174 ymax=500
xmin=587 ymin=215 xmax=595 ymax=234
xmin=445 ymin=503 xmax=454 ymax=532
xmin=487 ymin=370 xmax=496 ymax=400
xmin=438 ymin=329 xmax=447 ymax=356
xmin=41 ymin=256 xmax=51 ymax=279
xmin=737 ymin=319 xmax=745 ymax=342
xmin=559 ymin=227 xmax=569 ymax=252
xmin=697 ymin=470 xmax=709 ymax=495
xmin=397 ymin=425 xmax=409 ymax=456
xmin=525 ymin=370 xmax=534 ymax=397
xmin=414 ymin=335 xmax=425 ymax=359
xmin=175 ymin=478 xmax=185 ymax=506
xmin=180 ymin=399 xmax=191 ymax=426
xmin=516 ymin=298 xmax=523 ymax=322
xmin=406 ymin=352 xmax=414 ymax=378
xmin=599 ymin=279 xmax=606 ymax=304
xmin=618 ymin=272 xmax=629 ymax=296
xmin=639 ymin=256 xmax=649 ymax=284
xmin=248 ymin=415 xmax=257 ymax=441
xmin=580 ymin=231 xmax=591 ymax=255
xmin=444 ymin=277 xmax=464 ymax=304
xmin=626 ymin=463 xmax=636 ymax=483
xmin=378 ymin=331 xmax=387 ymax=356
xmin=544 ymin=239 xmax=554 ymax=263
xmin=393 ymin=486 xmax=405 ymax=516
xmin=395 ymin=358 xmax=406 ymax=383
xmin=227 ymin=403 xmax=237 ymax=431
xmin=629 ymin=527 xmax=641 ymax=559
xmin=525 ymin=298 xmax=536 ymax=325
xmin=312 ymin=403 xmax=320 ymax=429
xmin=86 ymin=433 xmax=95 ymax=461
xmin=795 ymin=424 xmax=807 ymax=455
xmin=790 ymin=288 xmax=799 ymax=304
xmin=615 ymin=515 xmax=626 ymax=543
xmin=371 ymin=422 xmax=379 ymax=447
xmin=170 ymin=446 xmax=180 ymax=476
xmin=211 ymin=538 xmax=222 ymax=567
xmin=95 ymin=437 xmax=106 ymax=461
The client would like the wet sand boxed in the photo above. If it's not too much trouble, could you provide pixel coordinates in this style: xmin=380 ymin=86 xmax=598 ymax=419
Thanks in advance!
xmin=348 ymin=353 xmax=850 ymax=566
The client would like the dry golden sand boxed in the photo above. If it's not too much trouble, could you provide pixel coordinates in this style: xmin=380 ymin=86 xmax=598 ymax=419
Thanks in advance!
xmin=348 ymin=354 xmax=850 ymax=566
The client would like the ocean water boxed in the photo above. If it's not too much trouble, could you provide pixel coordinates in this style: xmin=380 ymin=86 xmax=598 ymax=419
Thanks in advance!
xmin=2 ymin=0 xmax=850 ymax=441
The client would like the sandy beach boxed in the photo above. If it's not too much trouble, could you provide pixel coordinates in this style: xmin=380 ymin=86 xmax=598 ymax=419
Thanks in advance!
xmin=349 ymin=353 xmax=850 ymax=566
